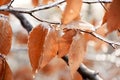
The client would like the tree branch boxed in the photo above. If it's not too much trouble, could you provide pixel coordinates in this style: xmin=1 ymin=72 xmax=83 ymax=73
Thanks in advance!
xmin=78 ymin=30 xmax=120 ymax=49
xmin=0 ymin=0 xmax=112 ymax=13
xmin=62 ymin=56 xmax=103 ymax=80
xmin=11 ymin=12 xmax=33 ymax=33
xmin=0 ymin=0 xmax=112 ymax=24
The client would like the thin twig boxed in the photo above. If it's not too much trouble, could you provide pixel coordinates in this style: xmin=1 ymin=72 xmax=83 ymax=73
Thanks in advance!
xmin=62 ymin=56 xmax=103 ymax=80
xmin=30 ymin=13 xmax=60 ymax=24
xmin=7 ymin=0 xmax=14 ymax=8
xmin=0 ymin=0 xmax=112 ymax=24
xmin=98 ymin=0 xmax=108 ymax=11
xmin=79 ymin=30 xmax=120 ymax=49
xmin=0 ymin=0 xmax=112 ymax=13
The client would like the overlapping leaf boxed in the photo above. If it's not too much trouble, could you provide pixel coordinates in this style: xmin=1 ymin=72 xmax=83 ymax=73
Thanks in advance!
xmin=39 ymin=29 xmax=58 ymax=68
xmin=28 ymin=25 xmax=48 ymax=73
xmin=68 ymin=33 xmax=86 ymax=75
xmin=0 ymin=57 xmax=13 ymax=80
xmin=62 ymin=0 xmax=82 ymax=24
xmin=103 ymin=0 xmax=120 ymax=33
xmin=58 ymin=29 xmax=76 ymax=57
xmin=0 ymin=15 xmax=12 ymax=55
xmin=64 ymin=20 xmax=95 ymax=32
xmin=28 ymin=24 xmax=58 ymax=73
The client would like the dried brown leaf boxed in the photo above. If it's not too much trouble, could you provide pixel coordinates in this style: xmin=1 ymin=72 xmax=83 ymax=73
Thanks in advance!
xmin=106 ymin=0 xmax=120 ymax=33
xmin=4 ymin=61 xmax=13 ymax=80
xmin=0 ymin=56 xmax=13 ymax=80
xmin=15 ymin=31 xmax=28 ymax=44
xmin=0 ymin=15 xmax=12 ymax=55
xmin=63 ymin=20 xmax=95 ymax=32
xmin=32 ymin=0 xmax=39 ymax=6
xmin=14 ymin=67 xmax=33 ymax=80
xmin=0 ymin=0 xmax=10 ymax=5
xmin=28 ymin=25 xmax=48 ymax=73
xmin=39 ymin=29 xmax=58 ymax=68
xmin=58 ymin=29 xmax=76 ymax=57
xmin=68 ymin=33 xmax=86 ymax=75
xmin=73 ymin=72 xmax=83 ymax=80
xmin=62 ymin=0 xmax=82 ymax=24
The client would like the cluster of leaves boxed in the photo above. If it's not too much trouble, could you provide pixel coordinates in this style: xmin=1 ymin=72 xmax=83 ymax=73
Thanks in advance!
xmin=0 ymin=0 xmax=120 ymax=80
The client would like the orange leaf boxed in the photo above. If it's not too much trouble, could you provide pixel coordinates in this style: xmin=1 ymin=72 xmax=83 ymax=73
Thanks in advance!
xmin=64 ymin=20 xmax=95 ymax=32
xmin=28 ymin=25 xmax=48 ymax=73
xmin=4 ymin=61 xmax=13 ymax=80
xmin=15 ymin=31 xmax=28 ymax=44
xmin=68 ymin=33 xmax=86 ymax=75
xmin=0 ymin=56 xmax=13 ymax=80
xmin=42 ymin=0 xmax=54 ymax=4
xmin=106 ymin=0 xmax=120 ymax=33
xmin=0 ymin=14 xmax=12 ymax=55
xmin=32 ymin=0 xmax=39 ymax=6
xmin=58 ymin=29 xmax=76 ymax=57
xmin=62 ymin=0 xmax=82 ymax=24
xmin=39 ymin=29 xmax=58 ymax=68
xmin=0 ymin=0 xmax=10 ymax=5
xmin=14 ymin=67 xmax=33 ymax=80
xmin=73 ymin=72 xmax=83 ymax=80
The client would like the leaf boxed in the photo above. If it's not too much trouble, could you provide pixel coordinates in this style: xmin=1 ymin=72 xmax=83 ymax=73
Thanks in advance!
xmin=32 ymin=0 xmax=39 ymax=6
xmin=106 ymin=0 xmax=120 ymax=33
xmin=4 ymin=60 xmax=13 ymax=80
xmin=42 ymin=0 xmax=54 ymax=4
xmin=15 ymin=31 xmax=28 ymax=44
xmin=0 ymin=0 xmax=11 ymax=5
xmin=58 ymin=29 xmax=76 ymax=57
xmin=64 ymin=20 xmax=95 ymax=32
xmin=14 ymin=67 xmax=33 ymax=80
xmin=28 ymin=25 xmax=48 ymax=73
xmin=0 ymin=56 xmax=13 ymax=80
xmin=62 ymin=0 xmax=82 ymax=24
xmin=73 ymin=72 xmax=83 ymax=80
xmin=68 ymin=33 xmax=86 ymax=75
xmin=0 ymin=14 xmax=12 ymax=55
xmin=39 ymin=29 xmax=58 ymax=68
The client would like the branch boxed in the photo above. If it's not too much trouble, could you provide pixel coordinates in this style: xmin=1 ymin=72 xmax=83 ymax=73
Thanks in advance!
xmin=79 ymin=30 xmax=120 ymax=49
xmin=11 ymin=12 xmax=33 ymax=33
xmin=0 ymin=0 xmax=112 ymax=24
xmin=62 ymin=56 xmax=103 ymax=80
xmin=0 ymin=0 xmax=112 ymax=13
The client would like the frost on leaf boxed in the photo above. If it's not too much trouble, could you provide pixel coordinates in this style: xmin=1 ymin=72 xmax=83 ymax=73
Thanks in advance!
xmin=68 ymin=33 xmax=86 ymax=75
xmin=64 ymin=20 xmax=95 ymax=32
xmin=0 ymin=56 xmax=13 ymax=80
xmin=28 ymin=25 xmax=48 ymax=73
xmin=58 ymin=29 xmax=76 ymax=57
xmin=0 ymin=15 xmax=12 ymax=55
xmin=104 ymin=0 xmax=120 ymax=33
xmin=39 ymin=29 xmax=58 ymax=69
xmin=62 ymin=0 xmax=82 ymax=24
